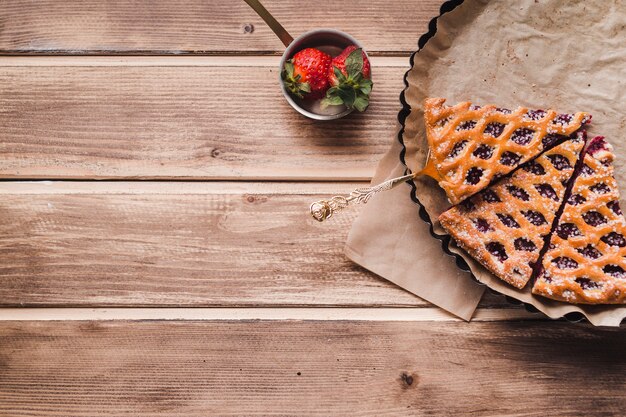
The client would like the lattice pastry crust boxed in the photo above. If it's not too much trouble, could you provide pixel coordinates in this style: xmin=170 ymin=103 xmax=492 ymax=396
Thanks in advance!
xmin=439 ymin=135 xmax=585 ymax=288
xmin=424 ymin=98 xmax=591 ymax=205
xmin=533 ymin=137 xmax=626 ymax=304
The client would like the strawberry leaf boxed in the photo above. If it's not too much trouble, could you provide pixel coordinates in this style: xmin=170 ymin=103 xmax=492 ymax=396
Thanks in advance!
xmin=282 ymin=59 xmax=311 ymax=99
xmin=345 ymin=48 xmax=364 ymax=77
xmin=333 ymin=66 xmax=347 ymax=84
xmin=283 ymin=61 xmax=295 ymax=77
xmin=353 ymin=95 xmax=369 ymax=112
xmin=321 ymin=95 xmax=344 ymax=108
xmin=359 ymin=79 xmax=373 ymax=95
xmin=337 ymin=87 xmax=357 ymax=107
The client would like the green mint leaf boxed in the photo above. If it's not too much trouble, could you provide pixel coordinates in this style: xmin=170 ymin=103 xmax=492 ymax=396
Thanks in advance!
xmin=345 ymin=48 xmax=363 ymax=77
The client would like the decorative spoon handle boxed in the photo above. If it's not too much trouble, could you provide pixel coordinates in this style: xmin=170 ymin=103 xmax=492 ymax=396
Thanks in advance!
xmin=310 ymin=173 xmax=417 ymax=222
xmin=309 ymin=151 xmax=440 ymax=222
xmin=243 ymin=0 xmax=294 ymax=47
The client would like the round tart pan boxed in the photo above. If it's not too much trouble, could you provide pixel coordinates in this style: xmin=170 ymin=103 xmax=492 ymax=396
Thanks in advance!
xmin=396 ymin=0 xmax=624 ymax=324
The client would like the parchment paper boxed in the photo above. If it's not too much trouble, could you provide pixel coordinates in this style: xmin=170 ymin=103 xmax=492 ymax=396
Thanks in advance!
xmin=347 ymin=0 xmax=626 ymax=326
xmin=345 ymin=140 xmax=485 ymax=321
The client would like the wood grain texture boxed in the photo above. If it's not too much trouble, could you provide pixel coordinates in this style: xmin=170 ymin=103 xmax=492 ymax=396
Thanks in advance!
xmin=0 ymin=181 xmax=508 ymax=308
xmin=0 ymin=62 xmax=405 ymax=180
xmin=0 ymin=0 xmax=441 ymax=55
xmin=0 ymin=320 xmax=624 ymax=416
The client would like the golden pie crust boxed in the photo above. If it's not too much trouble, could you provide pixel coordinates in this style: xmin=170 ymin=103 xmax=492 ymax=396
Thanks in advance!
xmin=439 ymin=135 xmax=585 ymax=288
xmin=424 ymin=98 xmax=590 ymax=205
xmin=533 ymin=137 xmax=626 ymax=304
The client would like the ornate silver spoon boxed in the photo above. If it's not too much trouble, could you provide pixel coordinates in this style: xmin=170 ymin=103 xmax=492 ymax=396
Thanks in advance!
xmin=310 ymin=153 xmax=440 ymax=222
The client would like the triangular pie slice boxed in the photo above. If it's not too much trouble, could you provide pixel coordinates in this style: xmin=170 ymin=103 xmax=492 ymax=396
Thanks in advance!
xmin=438 ymin=132 xmax=586 ymax=288
xmin=533 ymin=136 xmax=626 ymax=304
xmin=424 ymin=98 xmax=591 ymax=205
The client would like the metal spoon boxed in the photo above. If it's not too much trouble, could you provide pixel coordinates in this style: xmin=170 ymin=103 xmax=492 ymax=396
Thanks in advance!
xmin=309 ymin=153 xmax=440 ymax=222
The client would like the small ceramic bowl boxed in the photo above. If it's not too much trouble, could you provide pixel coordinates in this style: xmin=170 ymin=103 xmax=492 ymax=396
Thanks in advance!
xmin=279 ymin=29 xmax=369 ymax=121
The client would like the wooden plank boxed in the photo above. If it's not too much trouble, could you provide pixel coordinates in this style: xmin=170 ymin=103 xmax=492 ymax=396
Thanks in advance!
xmin=0 ymin=60 xmax=406 ymax=180
xmin=0 ymin=320 xmax=623 ymax=416
xmin=0 ymin=181 xmax=510 ymax=308
xmin=0 ymin=55 xmax=408 ymax=67
xmin=0 ymin=307 xmax=541 ymax=322
xmin=0 ymin=0 xmax=441 ymax=55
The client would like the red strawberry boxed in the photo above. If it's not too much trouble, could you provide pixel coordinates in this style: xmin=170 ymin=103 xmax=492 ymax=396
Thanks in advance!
xmin=322 ymin=46 xmax=373 ymax=112
xmin=328 ymin=45 xmax=371 ymax=85
xmin=282 ymin=48 xmax=332 ymax=100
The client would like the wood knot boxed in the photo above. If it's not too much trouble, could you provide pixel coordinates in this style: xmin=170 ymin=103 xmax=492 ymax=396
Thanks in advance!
xmin=242 ymin=23 xmax=254 ymax=34
xmin=210 ymin=148 xmax=221 ymax=158
xmin=244 ymin=194 xmax=267 ymax=204
xmin=400 ymin=372 xmax=418 ymax=389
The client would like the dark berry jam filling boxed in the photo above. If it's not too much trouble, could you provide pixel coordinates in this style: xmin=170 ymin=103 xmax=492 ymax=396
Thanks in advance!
xmin=473 ymin=144 xmax=494 ymax=160
xmin=567 ymin=194 xmax=586 ymax=206
xmin=522 ymin=210 xmax=547 ymax=226
xmin=601 ymin=232 xmax=626 ymax=247
xmin=603 ymin=265 xmax=626 ymax=279
xmin=465 ymin=167 xmax=483 ymax=185
xmin=459 ymin=198 xmax=476 ymax=212
xmin=607 ymin=201 xmax=622 ymax=215
xmin=482 ymin=189 xmax=501 ymax=203
xmin=547 ymin=154 xmax=572 ymax=171
xmin=542 ymin=134 xmax=563 ymax=148
xmin=497 ymin=213 xmax=520 ymax=228
xmin=523 ymin=161 xmax=546 ymax=176
xmin=473 ymin=218 xmax=492 ymax=233
xmin=580 ymin=164 xmax=594 ymax=177
xmin=510 ymin=128 xmax=535 ymax=146
xmin=457 ymin=120 xmax=477 ymax=131
xmin=556 ymin=223 xmax=582 ymax=239
xmin=586 ymin=136 xmax=608 ymax=156
xmin=590 ymin=183 xmax=611 ymax=194
xmin=552 ymin=256 xmax=578 ymax=269
xmin=577 ymin=244 xmax=602 ymax=260
xmin=484 ymin=122 xmax=506 ymax=138
xmin=507 ymin=185 xmax=530 ymax=201
xmin=552 ymin=113 xmax=573 ymax=125
xmin=582 ymin=211 xmax=607 ymax=227
xmin=447 ymin=140 xmax=468 ymax=160
xmin=486 ymin=242 xmax=508 ymax=262
xmin=575 ymin=277 xmax=601 ymax=290
xmin=514 ymin=238 xmax=536 ymax=252
xmin=500 ymin=151 xmax=521 ymax=166
xmin=535 ymin=184 xmax=558 ymax=201
xmin=525 ymin=109 xmax=546 ymax=121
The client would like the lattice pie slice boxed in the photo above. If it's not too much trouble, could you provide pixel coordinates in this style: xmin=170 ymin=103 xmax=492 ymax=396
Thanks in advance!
xmin=533 ymin=137 xmax=626 ymax=304
xmin=438 ymin=133 xmax=586 ymax=288
xmin=424 ymin=98 xmax=590 ymax=205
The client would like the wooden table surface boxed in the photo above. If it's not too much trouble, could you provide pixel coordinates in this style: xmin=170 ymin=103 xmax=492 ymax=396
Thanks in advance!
xmin=1 ymin=1 xmax=624 ymax=415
